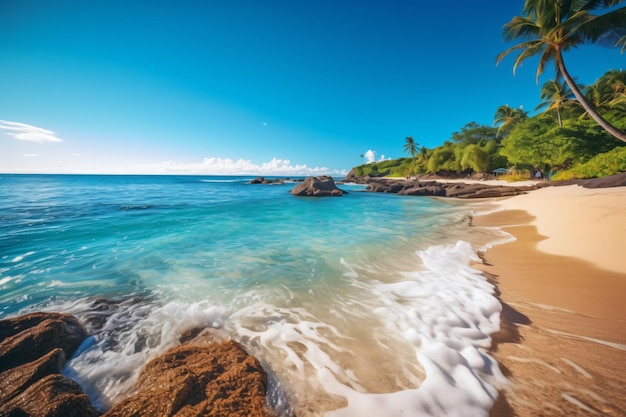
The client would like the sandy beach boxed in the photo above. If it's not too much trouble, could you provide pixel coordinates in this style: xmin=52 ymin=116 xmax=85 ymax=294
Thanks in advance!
xmin=473 ymin=184 xmax=626 ymax=416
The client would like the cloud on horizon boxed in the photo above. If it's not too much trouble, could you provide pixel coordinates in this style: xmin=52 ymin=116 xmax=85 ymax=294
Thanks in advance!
xmin=132 ymin=157 xmax=346 ymax=176
xmin=364 ymin=149 xmax=376 ymax=163
xmin=0 ymin=120 xmax=63 ymax=143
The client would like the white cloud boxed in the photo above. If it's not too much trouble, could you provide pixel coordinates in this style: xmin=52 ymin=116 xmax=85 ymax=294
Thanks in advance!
xmin=0 ymin=120 xmax=63 ymax=143
xmin=23 ymin=154 xmax=39 ymax=157
xmin=132 ymin=157 xmax=343 ymax=176
xmin=364 ymin=149 xmax=376 ymax=163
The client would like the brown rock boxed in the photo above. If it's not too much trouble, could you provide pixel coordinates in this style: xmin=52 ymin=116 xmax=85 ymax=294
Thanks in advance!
xmin=103 ymin=341 xmax=276 ymax=417
xmin=0 ymin=313 xmax=88 ymax=373
xmin=0 ymin=374 xmax=99 ymax=417
xmin=0 ymin=348 xmax=66 ymax=405
xmin=0 ymin=313 xmax=98 ymax=417
xmin=290 ymin=176 xmax=346 ymax=197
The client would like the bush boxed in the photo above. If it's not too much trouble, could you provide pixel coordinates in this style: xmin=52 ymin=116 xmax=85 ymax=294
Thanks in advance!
xmin=552 ymin=146 xmax=626 ymax=180
xmin=499 ymin=170 xmax=531 ymax=182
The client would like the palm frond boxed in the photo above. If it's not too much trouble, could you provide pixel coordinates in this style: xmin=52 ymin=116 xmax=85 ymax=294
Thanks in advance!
xmin=535 ymin=45 xmax=557 ymax=81
xmin=578 ymin=6 xmax=626 ymax=44
xmin=617 ymin=34 xmax=626 ymax=52
xmin=502 ymin=16 xmax=541 ymax=40
xmin=580 ymin=0 xmax=625 ymax=11
xmin=496 ymin=40 xmax=544 ymax=71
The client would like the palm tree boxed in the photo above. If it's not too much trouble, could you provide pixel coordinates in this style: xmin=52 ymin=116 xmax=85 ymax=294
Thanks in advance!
xmin=581 ymin=69 xmax=626 ymax=120
xmin=496 ymin=0 xmax=626 ymax=142
xmin=404 ymin=136 xmax=419 ymax=174
xmin=535 ymin=80 xmax=575 ymax=126
xmin=600 ymin=69 xmax=626 ymax=106
xmin=494 ymin=104 xmax=528 ymax=136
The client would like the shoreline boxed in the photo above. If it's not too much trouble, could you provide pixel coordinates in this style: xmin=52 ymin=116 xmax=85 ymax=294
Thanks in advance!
xmin=473 ymin=185 xmax=626 ymax=416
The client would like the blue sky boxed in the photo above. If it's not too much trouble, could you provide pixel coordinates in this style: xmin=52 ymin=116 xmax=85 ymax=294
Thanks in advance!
xmin=1 ymin=0 xmax=624 ymax=175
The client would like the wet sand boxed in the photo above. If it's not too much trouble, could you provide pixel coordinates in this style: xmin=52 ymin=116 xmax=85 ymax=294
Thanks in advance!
xmin=473 ymin=185 xmax=626 ymax=416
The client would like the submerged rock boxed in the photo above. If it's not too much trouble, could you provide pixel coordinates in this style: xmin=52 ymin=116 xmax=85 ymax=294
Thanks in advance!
xmin=290 ymin=176 xmax=346 ymax=197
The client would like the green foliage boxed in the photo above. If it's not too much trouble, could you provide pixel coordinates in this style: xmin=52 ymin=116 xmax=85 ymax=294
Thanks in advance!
xmin=427 ymin=142 xmax=459 ymax=172
xmin=500 ymin=113 xmax=622 ymax=168
xmin=500 ymin=170 xmax=531 ymax=182
xmin=354 ymin=158 xmax=414 ymax=177
xmin=461 ymin=144 xmax=490 ymax=173
xmin=552 ymin=146 xmax=626 ymax=180
xmin=451 ymin=122 xmax=498 ymax=145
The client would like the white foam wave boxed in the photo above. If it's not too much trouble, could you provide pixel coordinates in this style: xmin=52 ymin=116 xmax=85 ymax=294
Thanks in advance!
xmin=229 ymin=241 xmax=506 ymax=416
xmin=56 ymin=240 xmax=505 ymax=417
xmin=62 ymin=300 xmax=228 ymax=411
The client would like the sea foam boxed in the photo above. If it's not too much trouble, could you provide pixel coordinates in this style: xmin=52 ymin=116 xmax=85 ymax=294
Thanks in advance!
xmin=57 ymin=241 xmax=505 ymax=416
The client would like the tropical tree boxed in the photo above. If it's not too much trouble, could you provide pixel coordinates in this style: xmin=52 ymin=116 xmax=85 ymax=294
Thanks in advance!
xmin=535 ymin=80 xmax=575 ymax=126
xmin=494 ymin=104 xmax=529 ymax=136
xmin=599 ymin=69 xmax=626 ymax=106
xmin=496 ymin=0 xmax=626 ymax=142
xmin=403 ymin=136 xmax=418 ymax=158
xmin=403 ymin=136 xmax=419 ymax=171
xmin=451 ymin=122 xmax=498 ymax=144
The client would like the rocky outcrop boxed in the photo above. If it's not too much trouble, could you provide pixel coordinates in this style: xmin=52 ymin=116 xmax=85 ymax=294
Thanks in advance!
xmin=0 ymin=312 xmax=98 ymax=417
xmin=1 ymin=313 xmax=281 ymax=417
xmin=362 ymin=178 xmax=536 ymax=198
xmin=104 ymin=340 xmax=275 ymax=417
xmin=542 ymin=171 xmax=626 ymax=189
xmin=249 ymin=176 xmax=284 ymax=185
xmin=290 ymin=176 xmax=347 ymax=197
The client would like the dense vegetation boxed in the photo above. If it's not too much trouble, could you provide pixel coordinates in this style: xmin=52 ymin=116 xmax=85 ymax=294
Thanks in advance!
xmin=353 ymin=0 xmax=626 ymax=181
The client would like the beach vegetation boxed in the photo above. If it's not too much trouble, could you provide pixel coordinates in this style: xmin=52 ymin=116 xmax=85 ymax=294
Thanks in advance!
xmin=352 ymin=68 xmax=626 ymax=179
xmin=494 ymin=104 xmax=529 ymax=137
xmin=536 ymin=79 xmax=576 ymax=127
xmin=499 ymin=169 xmax=532 ymax=182
xmin=404 ymin=136 xmax=419 ymax=172
xmin=501 ymin=111 xmax=623 ymax=169
xmin=552 ymin=146 xmax=626 ymax=179
xmin=497 ymin=0 xmax=626 ymax=142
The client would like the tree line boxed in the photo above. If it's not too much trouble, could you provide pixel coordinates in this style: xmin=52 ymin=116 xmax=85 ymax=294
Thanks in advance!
xmin=355 ymin=0 xmax=626 ymax=179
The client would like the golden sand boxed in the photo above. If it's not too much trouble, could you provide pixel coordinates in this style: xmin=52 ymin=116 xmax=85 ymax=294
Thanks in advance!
xmin=472 ymin=185 xmax=626 ymax=417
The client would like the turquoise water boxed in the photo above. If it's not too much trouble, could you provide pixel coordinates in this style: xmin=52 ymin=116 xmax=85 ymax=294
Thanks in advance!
xmin=0 ymin=174 xmax=506 ymax=417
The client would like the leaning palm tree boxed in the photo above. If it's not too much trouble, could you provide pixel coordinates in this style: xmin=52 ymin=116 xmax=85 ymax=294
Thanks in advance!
xmin=535 ymin=80 xmax=575 ymax=126
xmin=494 ymin=104 xmax=528 ymax=136
xmin=496 ymin=0 xmax=626 ymax=142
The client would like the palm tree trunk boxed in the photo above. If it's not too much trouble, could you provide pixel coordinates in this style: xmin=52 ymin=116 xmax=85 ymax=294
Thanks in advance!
xmin=557 ymin=109 xmax=563 ymax=127
xmin=555 ymin=50 xmax=626 ymax=143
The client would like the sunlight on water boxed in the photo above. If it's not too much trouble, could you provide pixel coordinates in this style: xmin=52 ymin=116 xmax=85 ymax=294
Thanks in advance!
xmin=0 ymin=175 xmax=509 ymax=416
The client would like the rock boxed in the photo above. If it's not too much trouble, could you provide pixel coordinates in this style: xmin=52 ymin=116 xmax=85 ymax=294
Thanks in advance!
xmin=249 ymin=177 xmax=286 ymax=185
xmin=0 ymin=312 xmax=88 ymax=373
xmin=0 ymin=348 xmax=66 ymax=405
xmin=356 ymin=177 xmax=535 ymax=198
xmin=0 ymin=312 xmax=98 ymax=417
xmin=290 ymin=176 xmax=347 ymax=197
xmin=1 ymin=374 xmax=99 ymax=417
xmin=103 ymin=341 xmax=276 ymax=417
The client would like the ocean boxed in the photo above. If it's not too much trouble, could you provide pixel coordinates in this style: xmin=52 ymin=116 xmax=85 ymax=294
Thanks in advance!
xmin=0 ymin=174 xmax=510 ymax=417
